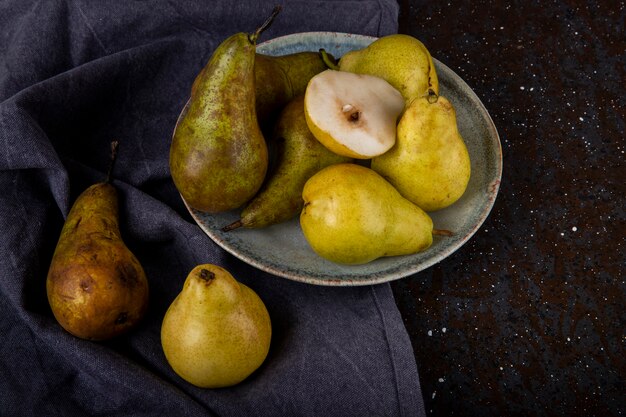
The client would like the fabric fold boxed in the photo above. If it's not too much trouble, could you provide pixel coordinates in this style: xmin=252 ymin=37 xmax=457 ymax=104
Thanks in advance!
xmin=0 ymin=1 xmax=424 ymax=416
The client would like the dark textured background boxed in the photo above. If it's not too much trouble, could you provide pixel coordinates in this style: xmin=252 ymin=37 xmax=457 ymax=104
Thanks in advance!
xmin=392 ymin=1 xmax=625 ymax=416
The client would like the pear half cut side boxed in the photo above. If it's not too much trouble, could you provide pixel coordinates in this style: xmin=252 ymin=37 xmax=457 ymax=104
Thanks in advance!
xmin=304 ymin=70 xmax=404 ymax=159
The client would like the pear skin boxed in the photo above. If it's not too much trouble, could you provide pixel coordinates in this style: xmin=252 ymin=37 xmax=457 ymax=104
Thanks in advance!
xmin=339 ymin=34 xmax=438 ymax=103
xmin=169 ymin=8 xmax=282 ymax=213
xmin=300 ymin=163 xmax=434 ymax=265
xmin=371 ymin=95 xmax=471 ymax=212
xmin=160 ymin=264 xmax=272 ymax=388
xmin=224 ymin=95 xmax=352 ymax=231
xmin=46 ymin=144 xmax=149 ymax=340
xmin=255 ymin=51 xmax=331 ymax=126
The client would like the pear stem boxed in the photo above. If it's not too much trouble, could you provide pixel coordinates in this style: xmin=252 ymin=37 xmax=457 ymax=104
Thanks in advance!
xmin=319 ymin=48 xmax=339 ymax=70
xmin=249 ymin=5 xmax=282 ymax=44
xmin=106 ymin=140 xmax=119 ymax=184
xmin=199 ymin=269 xmax=215 ymax=282
xmin=427 ymin=89 xmax=439 ymax=104
xmin=432 ymin=228 xmax=454 ymax=237
xmin=222 ymin=219 xmax=243 ymax=232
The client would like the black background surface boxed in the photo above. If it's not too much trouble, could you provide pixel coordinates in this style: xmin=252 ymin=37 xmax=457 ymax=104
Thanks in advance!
xmin=393 ymin=1 xmax=625 ymax=416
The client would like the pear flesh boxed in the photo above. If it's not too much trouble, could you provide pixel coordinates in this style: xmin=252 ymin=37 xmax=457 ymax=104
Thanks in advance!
xmin=304 ymin=69 xmax=404 ymax=159
xmin=161 ymin=264 xmax=272 ymax=388
xmin=339 ymin=34 xmax=439 ymax=103
xmin=47 ymin=175 xmax=149 ymax=341
xmin=371 ymin=95 xmax=471 ymax=212
xmin=300 ymin=163 xmax=434 ymax=265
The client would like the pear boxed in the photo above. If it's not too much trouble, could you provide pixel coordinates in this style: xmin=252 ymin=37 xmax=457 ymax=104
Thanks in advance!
xmin=161 ymin=264 xmax=272 ymax=388
xmin=223 ymin=95 xmax=352 ymax=231
xmin=371 ymin=94 xmax=471 ymax=211
xmin=255 ymin=50 xmax=331 ymax=127
xmin=339 ymin=34 xmax=439 ymax=103
xmin=304 ymin=69 xmax=404 ymax=159
xmin=300 ymin=163 xmax=436 ymax=265
xmin=169 ymin=7 xmax=281 ymax=213
xmin=46 ymin=142 xmax=149 ymax=341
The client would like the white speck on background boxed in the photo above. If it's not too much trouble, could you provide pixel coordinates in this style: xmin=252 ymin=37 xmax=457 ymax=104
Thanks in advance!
xmin=442 ymin=327 xmax=447 ymax=333
xmin=432 ymin=391 xmax=437 ymax=399
xmin=572 ymin=226 xmax=578 ymax=231
xmin=438 ymin=378 xmax=445 ymax=383
xmin=428 ymin=330 xmax=433 ymax=336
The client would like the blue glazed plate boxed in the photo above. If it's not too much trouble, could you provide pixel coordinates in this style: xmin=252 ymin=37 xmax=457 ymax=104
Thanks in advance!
xmin=179 ymin=32 xmax=502 ymax=286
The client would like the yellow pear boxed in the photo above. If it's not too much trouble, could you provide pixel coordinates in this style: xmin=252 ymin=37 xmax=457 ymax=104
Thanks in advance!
xmin=300 ymin=163 xmax=435 ymax=265
xmin=161 ymin=264 xmax=271 ymax=388
xmin=371 ymin=95 xmax=471 ymax=212
xmin=304 ymin=69 xmax=404 ymax=159
xmin=339 ymin=34 xmax=439 ymax=103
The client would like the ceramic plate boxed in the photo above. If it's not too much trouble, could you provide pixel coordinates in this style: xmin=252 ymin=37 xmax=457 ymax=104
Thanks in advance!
xmin=178 ymin=32 xmax=502 ymax=286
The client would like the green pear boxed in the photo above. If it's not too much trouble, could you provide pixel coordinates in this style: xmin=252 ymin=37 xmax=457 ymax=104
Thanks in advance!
xmin=339 ymin=34 xmax=438 ymax=103
xmin=300 ymin=163 xmax=435 ymax=265
xmin=254 ymin=51 xmax=331 ymax=127
xmin=371 ymin=95 xmax=471 ymax=212
xmin=161 ymin=264 xmax=272 ymax=388
xmin=223 ymin=95 xmax=352 ymax=231
xmin=47 ymin=142 xmax=149 ymax=341
xmin=169 ymin=7 xmax=281 ymax=213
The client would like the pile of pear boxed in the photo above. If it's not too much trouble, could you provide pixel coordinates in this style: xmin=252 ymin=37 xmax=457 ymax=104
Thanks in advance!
xmin=43 ymin=11 xmax=471 ymax=391
xmin=169 ymin=6 xmax=344 ymax=220
xmin=305 ymin=34 xmax=471 ymax=213
xmin=169 ymin=23 xmax=471 ymax=266
xmin=299 ymin=35 xmax=472 ymax=264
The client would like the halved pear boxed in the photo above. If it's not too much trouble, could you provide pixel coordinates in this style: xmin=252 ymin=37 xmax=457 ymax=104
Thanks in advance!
xmin=304 ymin=69 xmax=404 ymax=159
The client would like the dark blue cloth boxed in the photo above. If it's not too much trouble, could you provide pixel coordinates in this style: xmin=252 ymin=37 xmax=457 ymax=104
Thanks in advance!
xmin=0 ymin=1 xmax=425 ymax=416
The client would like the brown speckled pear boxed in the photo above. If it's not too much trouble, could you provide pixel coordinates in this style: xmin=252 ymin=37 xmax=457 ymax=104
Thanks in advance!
xmin=160 ymin=264 xmax=272 ymax=388
xmin=169 ymin=7 xmax=282 ymax=213
xmin=223 ymin=95 xmax=352 ymax=231
xmin=46 ymin=142 xmax=149 ymax=341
